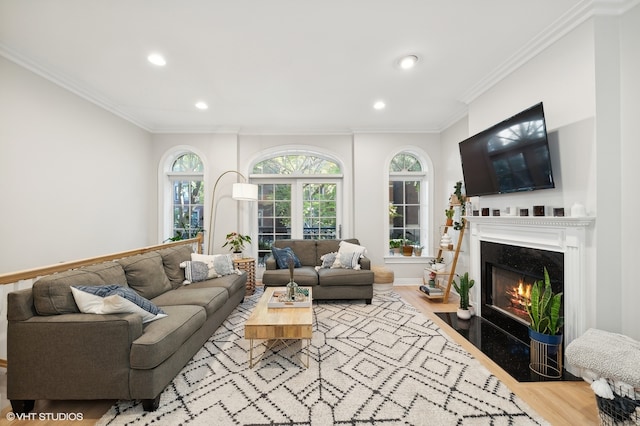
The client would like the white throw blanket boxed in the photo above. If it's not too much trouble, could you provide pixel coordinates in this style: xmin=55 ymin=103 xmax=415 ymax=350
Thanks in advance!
xmin=566 ymin=328 xmax=640 ymax=387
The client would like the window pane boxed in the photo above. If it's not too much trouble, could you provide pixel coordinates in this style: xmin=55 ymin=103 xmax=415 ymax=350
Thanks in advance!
xmin=303 ymin=183 xmax=336 ymax=240
xmin=258 ymin=183 xmax=292 ymax=265
xmin=172 ymin=153 xmax=203 ymax=172
xmin=405 ymin=181 xmax=420 ymax=204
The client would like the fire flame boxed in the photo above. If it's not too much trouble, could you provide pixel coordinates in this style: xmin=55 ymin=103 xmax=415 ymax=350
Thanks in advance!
xmin=507 ymin=280 xmax=532 ymax=310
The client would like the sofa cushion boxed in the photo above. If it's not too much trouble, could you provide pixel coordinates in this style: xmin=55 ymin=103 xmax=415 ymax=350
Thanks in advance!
xmin=271 ymin=246 xmax=302 ymax=269
xmin=130 ymin=304 xmax=206 ymax=370
xmin=183 ymin=273 xmax=246 ymax=297
xmin=32 ymin=261 xmax=127 ymax=316
xmin=152 ymin=287 xmax=228 ymax=318
xmin=318 ymin=268 xmax=374 ymax=286
xmin=274 ymin=240 xmax=316 ymax=267
xmin=117 ymin=252 xmax=172 ymax=299
xmin=159 ymin=245 xmax=194 ymax=289
xmin=262 ymin=266 xmax=318 ymax=286
xmin=70 ymin=285 xmax=167 ymax=323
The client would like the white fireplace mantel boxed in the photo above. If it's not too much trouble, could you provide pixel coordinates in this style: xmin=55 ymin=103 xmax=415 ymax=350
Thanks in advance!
xmin=465 ymin=215 xmax=595 ymax=355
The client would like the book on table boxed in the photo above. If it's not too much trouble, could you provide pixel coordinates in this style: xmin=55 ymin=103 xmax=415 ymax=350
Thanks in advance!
xmin=420 ymin=285 xmax=443 ymax=296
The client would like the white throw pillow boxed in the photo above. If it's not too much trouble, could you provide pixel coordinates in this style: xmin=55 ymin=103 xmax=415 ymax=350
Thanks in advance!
xmin=338 ymin=241 xmax=367 ymax=259
xmin=70 ymin=287 xmax=167 ymax=323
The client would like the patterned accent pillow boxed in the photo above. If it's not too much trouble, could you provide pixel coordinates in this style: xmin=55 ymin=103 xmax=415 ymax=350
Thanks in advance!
xmin=271 ymin=246 xmax=302 ymax=269
xmin=338 ymin=240 xmax=367 ymax=258
xmin=70 ymin=285 xmax=167 ymax=323
xmin=190 ymin=253 xmax=238 ymax=276
xmin=331 ymin=251 xmax=362 ymax=270
xmin=320 ymin=252 xmax=338 ymax=268
xmin=180 ymin=260 xmax=219 ymax=284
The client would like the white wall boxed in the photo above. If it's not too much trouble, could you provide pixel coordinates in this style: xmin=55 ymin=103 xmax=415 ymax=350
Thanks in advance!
xmin=353 ymin=132 xmax=440 ymax=281
xmin=619 ymin=4 xmax=640 ymax=339
xmin=0 ymin=56 xmax=152 ymax=273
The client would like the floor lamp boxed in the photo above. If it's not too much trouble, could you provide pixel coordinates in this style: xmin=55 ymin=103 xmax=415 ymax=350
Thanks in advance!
xmin=207 ymin=170 xmax=258 ymax=254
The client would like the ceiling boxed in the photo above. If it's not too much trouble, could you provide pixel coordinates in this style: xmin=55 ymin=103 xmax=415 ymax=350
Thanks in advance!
xmin=0 ymin=0 xmax=629 ymax=134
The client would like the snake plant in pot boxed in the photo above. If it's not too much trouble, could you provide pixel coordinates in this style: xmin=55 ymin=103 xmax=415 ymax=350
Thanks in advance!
xmin=525 ymin=267 xmax=564 ymax=377
xmin=525 ymin=267 xmax=563 ymax=342
xmin=452 ymin=272 xmax=474 ymax=320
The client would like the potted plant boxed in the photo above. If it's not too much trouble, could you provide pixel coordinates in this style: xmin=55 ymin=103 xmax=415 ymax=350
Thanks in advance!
xmin=525 ymin=267 xmax=564 ymax=377
xmin=445 ymin=208 xmax=454 ymax=226
xmin=222 ymin=232 xmax=252 ymax=258
xmin=452 ymin=272 xmax=475 ymax=320
xmin=389 ymin=238 xmax=403 ymax=255
xmin=449 ymin=181 xmax=465 ymax=206
xmin=413 ymin=245 xmax=423 ymax=257
xmin=402 ymin=239 xmax=414 ymax=256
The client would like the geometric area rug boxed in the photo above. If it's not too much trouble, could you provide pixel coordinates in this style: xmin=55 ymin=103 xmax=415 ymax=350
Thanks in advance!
xmin=97 ymin=289 xmax=549 ymax=426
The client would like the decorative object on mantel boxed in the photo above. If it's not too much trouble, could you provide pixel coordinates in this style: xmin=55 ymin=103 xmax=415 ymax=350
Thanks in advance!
xmin=553 ymin=208 xmax=565 ymax=217
xmin=571 ymin=203 xmax=587 ymax=217
xmin=453 ymin=272 xmax=475 ymax=320
xmin=533 ymin=205 xmax=545 ymax=216
xmin=482 ymin=208 xmax=489 ymax=216
xmin=492 ymin=209 xmax=500 ymax=216
xmin=520 ymin=208 xmax=529 ymax=216
xmin=526 ymin=267 xmax=564 ymax=378
xmin=223 ymin=232 xmax=252 ymax=259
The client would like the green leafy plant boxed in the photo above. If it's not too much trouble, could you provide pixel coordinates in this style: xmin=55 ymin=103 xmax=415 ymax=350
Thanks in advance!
xmin=525 ymin=267 xmax=564 ymax=336
xmin=452 ymin=272 xmax=475 ymax=310
xmin=389 ymin=239 xmax=404 ymax=249
xmin=222 ymin=232 xmax=252 ymax=252
xmin=445 ymin=208 xmax=454 ymax=220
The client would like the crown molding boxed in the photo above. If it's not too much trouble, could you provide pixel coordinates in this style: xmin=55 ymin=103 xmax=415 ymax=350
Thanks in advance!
xmin=0 ymin=42 xmax=153 ymax=132
xmin=459 ymin=0 xmax=638 ymax=105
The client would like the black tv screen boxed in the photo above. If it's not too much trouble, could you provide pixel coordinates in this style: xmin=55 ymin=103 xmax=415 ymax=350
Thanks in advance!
xmin=459 ymin=102 xmax=555 ymax=197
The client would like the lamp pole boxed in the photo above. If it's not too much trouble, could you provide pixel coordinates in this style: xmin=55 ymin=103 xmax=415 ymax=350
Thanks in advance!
xmin=207 ymin=170 xmax=257 ymax=254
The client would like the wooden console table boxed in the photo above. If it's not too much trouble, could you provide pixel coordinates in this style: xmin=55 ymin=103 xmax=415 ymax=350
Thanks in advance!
xmin=234 ymin=257 xmax=256 ymax=296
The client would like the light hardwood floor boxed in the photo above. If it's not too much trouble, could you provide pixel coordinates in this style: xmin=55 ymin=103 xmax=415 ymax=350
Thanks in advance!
xmin=0 ymin=285 xmax=598 ymax=426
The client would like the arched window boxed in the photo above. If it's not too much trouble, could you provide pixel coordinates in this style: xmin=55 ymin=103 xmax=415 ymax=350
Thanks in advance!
xmin=389 ymin=152 xmax=428 ymax=254
xmin=167 ymin=153 xmax=204 ymax=240
xmin=251 ymin=153 xmax=343 ymax=264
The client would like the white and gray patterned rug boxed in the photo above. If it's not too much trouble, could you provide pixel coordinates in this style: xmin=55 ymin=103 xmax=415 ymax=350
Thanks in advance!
xmin=98 ymin=289 xmax=548 ymax=425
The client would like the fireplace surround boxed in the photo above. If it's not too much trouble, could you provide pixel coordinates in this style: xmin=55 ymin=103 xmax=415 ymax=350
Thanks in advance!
xmin=465 ymin=215 xmax=594 ymax=374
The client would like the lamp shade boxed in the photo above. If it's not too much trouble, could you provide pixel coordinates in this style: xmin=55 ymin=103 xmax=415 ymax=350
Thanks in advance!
xmin=232 ymin=183 xmax=258 ymax=201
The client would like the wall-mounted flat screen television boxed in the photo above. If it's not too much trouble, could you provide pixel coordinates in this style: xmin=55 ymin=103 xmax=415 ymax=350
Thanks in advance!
xmin=459 ymin=102 xmax=555 ymax=197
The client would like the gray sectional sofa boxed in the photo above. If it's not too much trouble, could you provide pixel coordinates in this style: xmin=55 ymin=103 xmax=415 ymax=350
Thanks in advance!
xmin=262 ymin=239 xmax=374 ymax=303
xmin=7 ymin=244 xmax=246 ymax=413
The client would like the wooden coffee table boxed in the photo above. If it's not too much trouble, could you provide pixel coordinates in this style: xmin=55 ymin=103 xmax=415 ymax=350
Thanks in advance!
xmin=244 ymin=286 xmax=313 ymax=368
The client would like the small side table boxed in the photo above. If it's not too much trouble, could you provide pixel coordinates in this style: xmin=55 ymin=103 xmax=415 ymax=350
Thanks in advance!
xmin=233 ymin=257 xmax=256 ymax=296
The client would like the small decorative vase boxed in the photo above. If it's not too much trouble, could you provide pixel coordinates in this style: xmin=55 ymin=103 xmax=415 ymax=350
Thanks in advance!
xmin=286 ymin=279 xmax=298 ymax=301
xmin=456 ymin=308 xmax=472 ymax=320
xmin=440 ymin=233 xmax=452 ymax=248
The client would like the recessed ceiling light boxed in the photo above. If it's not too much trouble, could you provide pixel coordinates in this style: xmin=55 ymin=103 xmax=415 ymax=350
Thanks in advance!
xmin=147 ymin=53 xmax=166 ymax=67
xmin=399 ymin=55 xmax=419 ymax=70
xmin=373 ymin=100 xmax=386 ymax=110
xmin=195 ymin=101 xmax=208 ymax=110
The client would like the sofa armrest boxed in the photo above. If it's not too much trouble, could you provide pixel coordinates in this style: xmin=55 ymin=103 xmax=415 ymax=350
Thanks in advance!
xmin=359 ymin=256 xmax=371 ymax=270
xmin=265 ymin=257 xmax=277 ymax=270
xmin=8 ymin=313 xmax=144 ymax=400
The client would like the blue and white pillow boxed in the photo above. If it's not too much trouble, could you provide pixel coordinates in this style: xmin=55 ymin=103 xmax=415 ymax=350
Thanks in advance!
xmin=70 ymin=284 xmax=167 ymax=323
xmin=271 ymin=246 xmax=302 ymax=269
xmin=319 ymin=252 xmax=338 ymax=268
